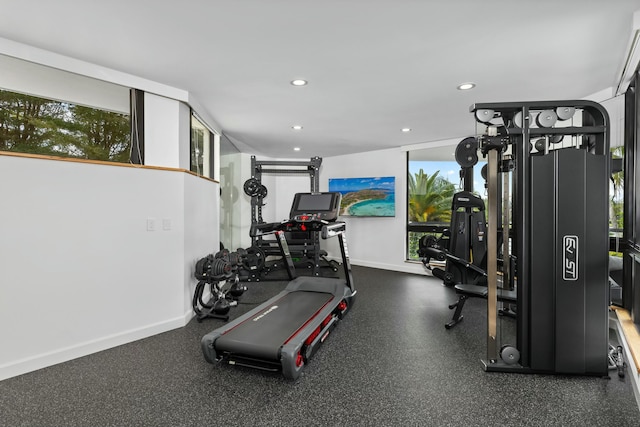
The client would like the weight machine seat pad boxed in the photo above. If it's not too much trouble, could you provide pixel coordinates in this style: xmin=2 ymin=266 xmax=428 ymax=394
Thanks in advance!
xmin=214 ymin=290 xmax=335 ymax=360
xmin=454 ymin=284 xmax=517 ymax=302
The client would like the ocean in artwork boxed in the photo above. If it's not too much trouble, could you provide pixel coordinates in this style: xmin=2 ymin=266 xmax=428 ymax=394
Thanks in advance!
xmin=347 ymin=192 xmax=395 ymax=216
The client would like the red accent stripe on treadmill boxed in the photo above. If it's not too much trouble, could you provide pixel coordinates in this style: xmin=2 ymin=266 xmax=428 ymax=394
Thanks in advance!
xmin=283 ymin=297 xmax=335 ymax=345
xmin=220 ymin=293 xmax=290 ymax=335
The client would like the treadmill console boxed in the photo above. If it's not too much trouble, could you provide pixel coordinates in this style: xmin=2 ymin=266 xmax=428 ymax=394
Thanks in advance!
xmin=289 ymin=192 xmax=341 ymax=222
xmin=250 ymin=192 xmax=343 ymax=237
xmin=292 ymin=213 xmax=324 ymax=222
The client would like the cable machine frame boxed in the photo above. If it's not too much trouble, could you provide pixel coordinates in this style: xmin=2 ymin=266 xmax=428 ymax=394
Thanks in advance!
xmin=471 ymin=100 xmax=610 ymax=375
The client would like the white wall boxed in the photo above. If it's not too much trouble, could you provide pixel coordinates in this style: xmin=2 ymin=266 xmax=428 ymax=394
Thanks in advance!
xmin=183 ymin=173 xmax=220 ymax=313
xmin=0 ymin=42 xmax=220 ymax=382
xmin=0 ymin=155 xmax=218 ymax=381
xmin=0 ymin=53 xmax=130 ymax=113
xmin=600 ymin=94 xmax=625 ymax=148
xmin=272 ymin=173 xmax=312 ymax=220
xmin=144 ymin=93 xmax=192 ymax=170
xmin=220 ymin=152 xmax=254 ymax=251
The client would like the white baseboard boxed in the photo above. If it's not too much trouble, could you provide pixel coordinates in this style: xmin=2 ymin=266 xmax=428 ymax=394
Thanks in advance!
xmin=342 ymin=257 xmax=432 ymax=276
xmin=0 ymin=315 xmax=189 ymax=382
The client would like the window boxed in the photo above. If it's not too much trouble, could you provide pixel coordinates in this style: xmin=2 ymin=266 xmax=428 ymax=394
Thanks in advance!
xmin=406 ymin=146 xmax=486 ymax=260
xmin=610 ymin=145 xmax=624 ymax=306
xmin=0 ymin=88 xmax=131 ymax=162
xmin=610 ymin=145 xmax=624 ymax=235
xmin=190 ymin=113 xmax=214 ymax=178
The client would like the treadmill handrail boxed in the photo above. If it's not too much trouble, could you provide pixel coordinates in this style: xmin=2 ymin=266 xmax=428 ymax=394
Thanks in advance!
xmin=251 ymin=218 xmax=354 ymax=294
xmin=250 ymin=218 xmax=346 ymax=238
xmin=321 ymin=222 xmax=345 ymax=238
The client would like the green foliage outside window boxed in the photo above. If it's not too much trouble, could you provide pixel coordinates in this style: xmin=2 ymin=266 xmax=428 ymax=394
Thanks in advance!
xmin=0 ymin=89 xmax=130 ymax=162
xmin=407 ymin=169 xmax=456 ymax=260
xmin=610 ymin=146 xmax=624 ymax=232
xmin=408 ymin=169 xmax=455 ymax=223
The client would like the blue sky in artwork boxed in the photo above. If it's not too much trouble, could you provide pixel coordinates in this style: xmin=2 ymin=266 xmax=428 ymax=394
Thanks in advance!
xmin=329 ymin=176 xmax=395 ymax=193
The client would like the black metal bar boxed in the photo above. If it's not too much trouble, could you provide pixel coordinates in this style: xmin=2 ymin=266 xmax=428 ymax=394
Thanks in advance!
xmin=274 ymin=230 xmax=296 ymax=280
xmin=511 ymin=126 xmax=606 ymax=136
xmin=129 ymin=89 xmax=144 ymax=165
xmin=255 ymin=160 xmax=318 ymax=167
xmin=624 ymin=73 xmax=640 ymax=321
xmin=338 ymin=231 xmax=355 ymax=294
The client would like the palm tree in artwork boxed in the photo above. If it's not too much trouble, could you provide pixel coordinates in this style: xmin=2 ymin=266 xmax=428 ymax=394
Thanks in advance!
xmin=408 ymin=169 xmax=455 ymax=223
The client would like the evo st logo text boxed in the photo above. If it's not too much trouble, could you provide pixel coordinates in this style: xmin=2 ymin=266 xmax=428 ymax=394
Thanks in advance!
xmin=563 ymin=235 xmax=578 ymax=281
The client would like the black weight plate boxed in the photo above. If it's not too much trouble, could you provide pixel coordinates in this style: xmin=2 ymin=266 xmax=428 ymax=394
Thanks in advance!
xmin=243 ymin=178 xmax=260 ymax=197
xmin=242 ymin=246 xmax=266 ymax=271
xmin=257 ymin=184 xmax=268 ymax=198
xmin=455 ymin=137 xmax=478 ymax=168
xmin=548 ymin=134 xmax=563 ymax=144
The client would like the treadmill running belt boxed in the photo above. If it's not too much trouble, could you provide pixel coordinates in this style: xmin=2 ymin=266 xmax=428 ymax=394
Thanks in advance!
xmin=215 ymin=291 xmax=334 ymax=360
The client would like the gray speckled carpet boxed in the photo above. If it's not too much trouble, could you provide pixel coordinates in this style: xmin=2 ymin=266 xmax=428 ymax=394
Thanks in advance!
xmin=1 ymin=266 xmax=638 ymax=427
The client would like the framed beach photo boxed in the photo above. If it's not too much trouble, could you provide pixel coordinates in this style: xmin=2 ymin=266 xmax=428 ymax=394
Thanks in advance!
xmin=328 ymin=176 xmax=395 ymax=217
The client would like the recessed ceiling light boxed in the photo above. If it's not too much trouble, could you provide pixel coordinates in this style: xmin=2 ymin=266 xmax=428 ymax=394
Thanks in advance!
xmin=291 ymin=79 xmax=308 ymax=86
xmin=457 ymin=82 xmax=476 ymax=90
xmin=293 ymin=147 xmax=301 ymax=151
xmin=401 ymin=128 xmax=412 ymax=133
xmin=291 ymin=125 xmax=303 ymax=130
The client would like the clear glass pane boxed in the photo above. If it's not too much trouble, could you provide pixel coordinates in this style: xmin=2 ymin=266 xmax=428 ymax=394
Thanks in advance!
xmin=0 ymin=88 xmax=131 ymax=162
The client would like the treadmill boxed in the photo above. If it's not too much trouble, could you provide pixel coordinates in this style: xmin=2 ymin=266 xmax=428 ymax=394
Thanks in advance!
xmin=201 ymin=192 xmax=356 ymax=379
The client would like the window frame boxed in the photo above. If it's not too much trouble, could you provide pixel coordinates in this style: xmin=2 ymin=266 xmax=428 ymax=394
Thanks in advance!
xmin=0 ymin=87 xmax=133 ymax=164
xmin=190 ymin=111 xmax=215 ymax=179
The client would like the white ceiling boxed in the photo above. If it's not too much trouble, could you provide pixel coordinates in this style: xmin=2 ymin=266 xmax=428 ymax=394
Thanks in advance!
xmin=1 ymin=0 xmax=640 ymax=159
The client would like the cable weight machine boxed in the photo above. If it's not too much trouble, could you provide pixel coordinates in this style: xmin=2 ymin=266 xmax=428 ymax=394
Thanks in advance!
xmin=471 ymin=100 xmax=610 ymax=376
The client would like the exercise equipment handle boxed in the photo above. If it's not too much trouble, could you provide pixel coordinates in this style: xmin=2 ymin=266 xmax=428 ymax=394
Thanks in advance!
xmin=421 ymin=246 xmax=447 ymax=262
xmin=321 ymin=222 xmax=346 ymax=239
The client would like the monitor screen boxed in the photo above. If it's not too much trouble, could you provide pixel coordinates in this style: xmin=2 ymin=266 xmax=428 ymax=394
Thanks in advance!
xmin=289 ymin=192 xmax=341 ymax=221
xmin=296 ymin=193 xmax=334 ymax=211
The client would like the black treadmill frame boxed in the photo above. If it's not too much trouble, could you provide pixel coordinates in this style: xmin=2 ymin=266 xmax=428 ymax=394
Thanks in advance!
xmin=202 ymin=213 xmax=356 ymax=380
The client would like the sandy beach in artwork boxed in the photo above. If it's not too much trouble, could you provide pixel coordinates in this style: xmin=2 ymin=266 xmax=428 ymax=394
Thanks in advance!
xmin=340 ymin=201 xmax=360 ymax=215
xmin=339 ymin=189 xmax=391 ymax=216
